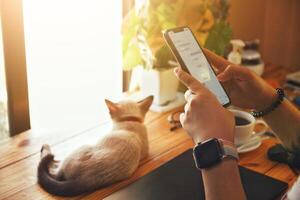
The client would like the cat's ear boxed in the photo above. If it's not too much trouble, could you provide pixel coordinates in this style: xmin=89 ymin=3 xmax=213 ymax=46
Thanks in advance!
xmin=105 ymin=99 xmax=119 ymax=115
xmin=138 ymin=95 xmax=154 ymax=114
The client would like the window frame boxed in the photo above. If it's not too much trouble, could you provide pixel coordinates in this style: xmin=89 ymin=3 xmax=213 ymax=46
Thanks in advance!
xmin=122 ymin=0 xmax=134 ymax=92
xmin=1 ymin=0 xmax=31 ymax=136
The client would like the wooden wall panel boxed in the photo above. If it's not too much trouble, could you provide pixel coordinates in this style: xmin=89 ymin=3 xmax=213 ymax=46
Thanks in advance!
xmin=285 ymin=1 xmax=300 ymax=70
xmin=229 ymin=0 xmax=267 ymax=44
xmin=229 ymin=0 xmax=300 ymax=69
xmin=262 ymin=0 xmax=300 ymax=70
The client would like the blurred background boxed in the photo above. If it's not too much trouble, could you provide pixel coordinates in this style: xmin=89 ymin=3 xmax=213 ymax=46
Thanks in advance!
xmin=230 ymin=0 xmax=299 ymax=70
xmin=0 ymin=0 xmax=299 ymax=139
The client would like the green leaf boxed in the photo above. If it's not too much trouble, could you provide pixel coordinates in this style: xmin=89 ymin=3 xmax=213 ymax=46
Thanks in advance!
xmin=123 ymin=44 xmax=143 ymax=71
xmin=121 ymin=1 xmax=231 ymax=70
xmin=156 ymin=2 xmax=177 ymax=30
xmin=122 ymin=29 xmax=135 ymax=55
xmin=122 ymin=9 xmax=142 ymax=55
xmin=204 ymin=21 xmax=232 ymax=56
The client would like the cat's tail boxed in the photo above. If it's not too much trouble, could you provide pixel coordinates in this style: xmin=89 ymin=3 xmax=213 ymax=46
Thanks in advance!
xmin=37 ymin=144 xmax=87 ymax=196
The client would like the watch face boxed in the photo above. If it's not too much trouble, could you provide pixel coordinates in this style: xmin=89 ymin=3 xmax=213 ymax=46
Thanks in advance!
xmin=193 ymin=138 xmax=223 ymax=169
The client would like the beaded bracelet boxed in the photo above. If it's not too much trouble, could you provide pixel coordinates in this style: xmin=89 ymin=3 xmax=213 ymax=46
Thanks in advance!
xmin=251 ymin=88 xmax=285 ymax=118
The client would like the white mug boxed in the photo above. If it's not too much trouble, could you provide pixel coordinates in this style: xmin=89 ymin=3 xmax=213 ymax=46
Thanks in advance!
xmin=229 ymin=109 xmax=268 ymax=146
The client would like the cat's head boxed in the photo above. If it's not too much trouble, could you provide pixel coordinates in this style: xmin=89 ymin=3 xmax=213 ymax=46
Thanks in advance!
xmin=105 ymin=96 xmax=154 ymax=123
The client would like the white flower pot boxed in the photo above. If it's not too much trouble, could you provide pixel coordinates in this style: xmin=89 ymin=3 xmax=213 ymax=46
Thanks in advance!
xmin=244 ymin=62 xmax=264 ymax=76
xmin=141 ymin=68 xmax=179 ymax=105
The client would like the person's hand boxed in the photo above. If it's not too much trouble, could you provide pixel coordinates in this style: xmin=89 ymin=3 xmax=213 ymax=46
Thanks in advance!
xmin=174 ymin=68 xmax=235 ymax=143
xmin=203 ymin=49 xmax=277 ymax=110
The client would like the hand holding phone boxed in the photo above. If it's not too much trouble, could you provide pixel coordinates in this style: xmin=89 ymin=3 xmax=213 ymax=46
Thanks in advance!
xmin=163 ymin=26 xmax=230 ymax=106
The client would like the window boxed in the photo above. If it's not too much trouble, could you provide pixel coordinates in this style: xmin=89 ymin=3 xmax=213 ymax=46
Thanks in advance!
xmin=0 ymin=20 xmax=9 ymax=139
xmin=23 ymin=1 xmax=122 ymax=133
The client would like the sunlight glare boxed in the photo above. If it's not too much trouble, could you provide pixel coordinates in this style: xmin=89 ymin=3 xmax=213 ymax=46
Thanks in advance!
xmin=23 ymin=0 xmax=122 ymax=134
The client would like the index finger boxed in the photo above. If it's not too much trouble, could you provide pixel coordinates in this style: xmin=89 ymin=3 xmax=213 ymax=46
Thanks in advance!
xmin=203 ymin=48 xmax=231 ymax=72
xmin=174 ymin=68 xmax=205 ymax=93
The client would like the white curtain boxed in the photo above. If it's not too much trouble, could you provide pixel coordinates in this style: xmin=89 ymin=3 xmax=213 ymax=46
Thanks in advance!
xmin=23 ymin=1 xmax=122 ymax=133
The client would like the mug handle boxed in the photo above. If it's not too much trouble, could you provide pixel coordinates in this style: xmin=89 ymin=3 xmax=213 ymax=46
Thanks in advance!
xmin=254 ymin=119 xmax=268 ymax=136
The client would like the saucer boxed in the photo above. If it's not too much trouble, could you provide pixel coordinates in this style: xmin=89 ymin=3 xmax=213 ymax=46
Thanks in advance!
xmin=237 ymin=135 xmax=262 ymax=154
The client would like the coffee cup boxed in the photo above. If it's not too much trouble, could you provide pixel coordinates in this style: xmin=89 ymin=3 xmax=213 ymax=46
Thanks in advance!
xmin=229 ymin=109 xmax=268 ymax=146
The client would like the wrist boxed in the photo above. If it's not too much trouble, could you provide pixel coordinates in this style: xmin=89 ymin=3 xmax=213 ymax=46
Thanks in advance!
xmin=202 ymin=156 xmax=238 ymax=172
xmin=254 ymin=88 xmax=277 ymax=111
xmin=193 ymin=138 xmax=238 ymax=169
xmin=252 ymin=88 xmax=285 ymax=118
xmin=193 ymin=131 xmax=234 ymax=144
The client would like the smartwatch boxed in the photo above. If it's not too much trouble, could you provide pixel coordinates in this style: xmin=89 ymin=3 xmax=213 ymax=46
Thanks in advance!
xmin=193 ymin=138 xmax=239 ymax=169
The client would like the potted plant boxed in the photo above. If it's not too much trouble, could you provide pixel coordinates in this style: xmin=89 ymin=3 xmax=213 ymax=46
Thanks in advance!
xmin=122 ymin=0 xmax=232 ymax=105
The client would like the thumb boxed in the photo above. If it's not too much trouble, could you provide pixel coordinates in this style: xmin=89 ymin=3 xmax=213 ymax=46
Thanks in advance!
xmin=174 ymin=67 xmax=205 ymax=93
xmin=217 ymin=65 xmax=250 ymax=82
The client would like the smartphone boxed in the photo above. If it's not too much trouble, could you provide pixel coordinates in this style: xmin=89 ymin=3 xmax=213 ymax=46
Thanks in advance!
xmin=163 ymin=26 xmax=230 ymax=107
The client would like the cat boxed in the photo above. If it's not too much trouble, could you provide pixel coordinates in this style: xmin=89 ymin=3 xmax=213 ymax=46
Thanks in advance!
xmin=286 ymin=176 xmax=300 ymax=200
xmin=37 ymin=96 xmax=153 ymax=196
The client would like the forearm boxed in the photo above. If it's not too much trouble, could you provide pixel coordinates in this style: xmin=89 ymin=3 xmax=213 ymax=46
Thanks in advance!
xmin=202 ymin=159 xmax=246 ymax=200
xmin=263 ymin=99 xmax=300 ymax=152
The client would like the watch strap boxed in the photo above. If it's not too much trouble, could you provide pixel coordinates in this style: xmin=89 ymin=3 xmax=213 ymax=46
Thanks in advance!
xmin=220 ymin=139 xmax=239 ymax=160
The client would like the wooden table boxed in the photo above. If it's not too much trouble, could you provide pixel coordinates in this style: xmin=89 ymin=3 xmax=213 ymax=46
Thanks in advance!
xmin=0 ymin=64 xmax=297 ymax=199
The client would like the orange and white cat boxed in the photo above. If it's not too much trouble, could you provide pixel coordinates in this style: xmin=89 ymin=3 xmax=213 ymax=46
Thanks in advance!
xmin=38 ymin=96 xmax=153 ymax=196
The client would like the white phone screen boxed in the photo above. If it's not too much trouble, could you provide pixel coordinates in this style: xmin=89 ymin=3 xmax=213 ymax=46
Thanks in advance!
xmin=168 ymin=28 xmax=230 ymax=105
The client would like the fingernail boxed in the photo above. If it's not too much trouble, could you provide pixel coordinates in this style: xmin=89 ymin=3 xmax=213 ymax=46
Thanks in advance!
xmin=217 ymin=74 xmax=224 ymax=81
xmin=174 ymin=67 xmax=179 ymax=74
